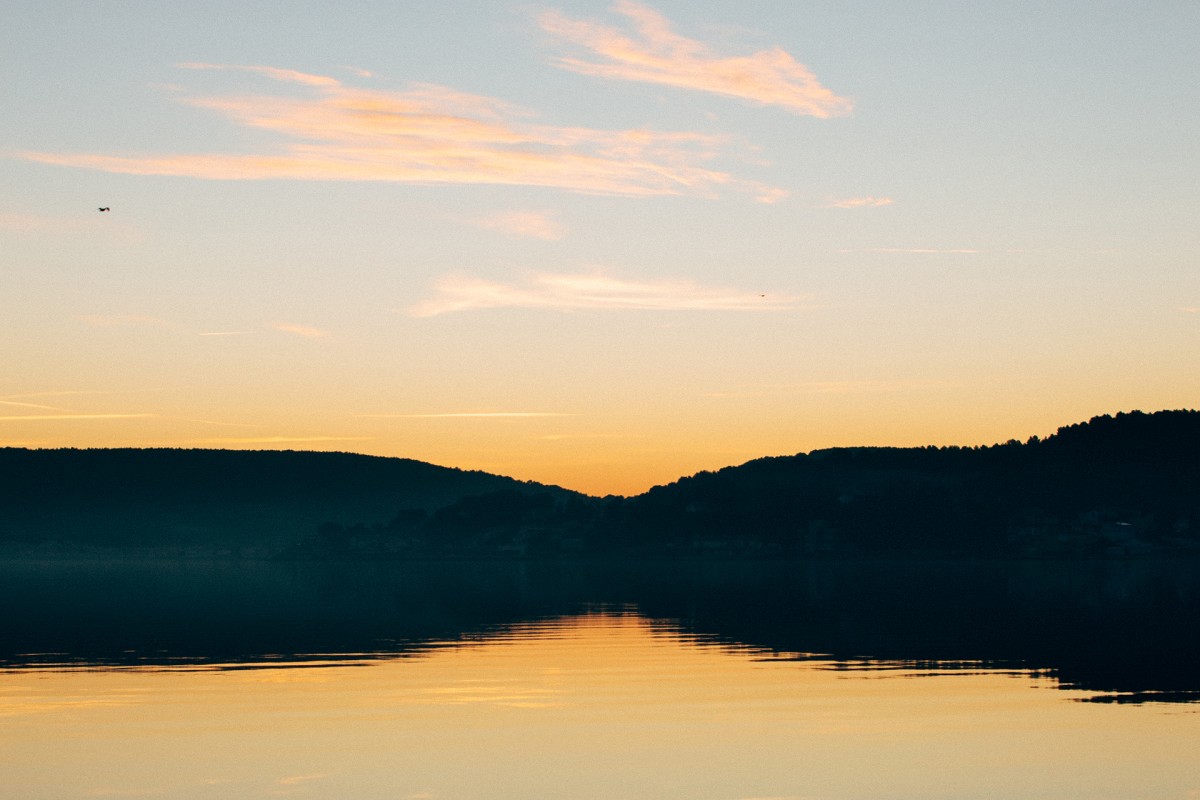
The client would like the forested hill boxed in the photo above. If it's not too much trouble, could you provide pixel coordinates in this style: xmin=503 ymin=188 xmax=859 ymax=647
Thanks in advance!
xmin=611 ymin=410 xmax=1200 ymax=557
xmin=3 ymin=410 xmax=1198 ymax=559
xmin=283 ymin=409 xmax=1200 ymax=560
xmin=0 ymin=448 xmax=574 ymax=555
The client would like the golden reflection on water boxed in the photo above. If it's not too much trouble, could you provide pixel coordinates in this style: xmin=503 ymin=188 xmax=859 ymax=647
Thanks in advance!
xmin=2 ymin=612 xmax=1198 ymax=800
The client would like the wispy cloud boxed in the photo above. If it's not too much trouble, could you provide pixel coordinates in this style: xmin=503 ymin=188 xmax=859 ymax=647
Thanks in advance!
xmin=0 ymin=413 xmax=152 ymax=421
xmin=272 ymin=322 xmax=329 ymax=338
xmin=839 ymin=247 xmax=981 ymax=254
xmin=360 ymin=412 xmax=573 ymax=419
xmin=177 ymin=62 xmax=340 ymax=88
xmin=276 ymin=773 xmax=331 ymax=786
xmin=539 ymin=432 xmax=628 ymax=441
xmin=824 ymin=196 xmax=893 ymax=209
xmin=538 ymin=1 xmax=852 ymax=117
xmin=407 ymin=271 xmax=803 ymax=317
xmin=704 ymin=380 xmax=906 ymax=399
xmin=166 ymin=415 xmax=259 ymax=428
xmin=74 ymin=316 xmax=327 ymax=338
xmin=85 ymin=788 xmax=166 ymax=798
xmin=20 ymin=64 xmax=780 ymax=200
xmin=2 ymin=389 xmax=123 ymax=400
xmin=0 ymin=390 xmax=158 ymax=424
xmin=270 ymin=773 xmax=332 ymax=797
xmin=0 ymin=399 xmax=63 ymax=411
xmin=471 ymin=210 xmax=567 ymax=240
xmin=188 ymin=436 xmax=372 ymax=445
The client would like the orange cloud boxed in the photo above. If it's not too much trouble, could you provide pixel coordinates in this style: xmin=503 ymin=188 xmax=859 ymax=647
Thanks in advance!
xmin=0 ymin=414 xmax=152 ymax=421
xmin=270 ymin=772 xmax=334 ymax=797
xmin=407 ymin=271 xmax=803 ymax=317
xmin=360 ymin=412 xmax=573 ymax=419
xmin=0 ymin=392 xmax=155 ymax=422
xmin=539 ymin=1 xmax=852 ymax=117
xmin=471 ymin=210 xmax=567 ymax=240
xmin=189 ymin=436 xmax=372 ymax=445
xmin=20 ymin=64 xmax=780 ymax=200
xmin=272 ymin=322 xmax=329 ymax=338
xmin=825 ymin=196 xmax=894 ymax=209
xmin=704 ymin=380 xmax=916 ymax=399
xmin=0 ymin=399 xmax=62 ymax=410
xmin=175 ymin=62 xmax=341 ymax=88
xmin=856 ymin=247 xmax=981 ymax=254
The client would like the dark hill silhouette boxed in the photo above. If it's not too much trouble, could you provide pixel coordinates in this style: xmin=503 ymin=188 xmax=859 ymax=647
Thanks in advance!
xmin=0 ymin=448 xmax=576 ymax=556
xmin=2 ymin=410 xmax=1197 ymax=558
xmin=280 ymin=409 xmax=1200 ymax=559
xmin=606 ymin=409 xmax=1200 ymax=557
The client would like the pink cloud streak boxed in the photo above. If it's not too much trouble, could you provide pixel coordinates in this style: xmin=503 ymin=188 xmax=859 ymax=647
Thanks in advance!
xmin=408 ymin=271 xmax=804 ymax=317
xmin=825 ymin=196 xmax=894 ymax=209
xmin=272 ymin=322 xmax=329 ymax=338
xmin=539 ymin=1 xmax=852 ymax=117
xmin=20 ymin=64 xmax=781 ymax=200
xmin=471 ymin=210 xmax=567 ymax=240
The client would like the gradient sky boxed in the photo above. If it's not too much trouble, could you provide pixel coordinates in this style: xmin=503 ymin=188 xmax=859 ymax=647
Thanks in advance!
xmin=3 ymin=1 xmax=1198 ymax=495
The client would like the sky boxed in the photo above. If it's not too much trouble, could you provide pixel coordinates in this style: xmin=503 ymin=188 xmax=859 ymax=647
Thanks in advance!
xmin=2 ymin=1 xmax=1198 ymax=496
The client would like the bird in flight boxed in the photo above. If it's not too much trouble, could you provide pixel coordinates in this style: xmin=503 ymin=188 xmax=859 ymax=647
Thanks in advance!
xmin=98 ymin=207 xmax=110 ymax=212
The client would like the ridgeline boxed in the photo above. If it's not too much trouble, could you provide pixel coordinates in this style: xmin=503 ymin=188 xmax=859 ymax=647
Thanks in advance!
xmin=2 ymin=410 xmax=1197 ymax=559
xmin=0 ymin=448 xmax=576 ymax=557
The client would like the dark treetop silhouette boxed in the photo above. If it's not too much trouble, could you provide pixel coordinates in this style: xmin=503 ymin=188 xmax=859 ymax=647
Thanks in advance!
xmin=1 ymin=409 xmax=1197 ymax=559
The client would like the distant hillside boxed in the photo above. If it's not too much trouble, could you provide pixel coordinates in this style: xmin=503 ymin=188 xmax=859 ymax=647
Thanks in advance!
xmin=3 ymin=410 xmax=1198 ymax=559
xmin=0 ymin=448 xmax=575 ymax=556
xmin=285 ymin=409 xmax=1200 ymax=560
xmin=608 ymin=409 xmax=1200 ymax=557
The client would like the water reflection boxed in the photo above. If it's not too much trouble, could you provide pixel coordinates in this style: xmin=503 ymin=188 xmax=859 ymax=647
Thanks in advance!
xmin=4 ymin=610 xmax=1198 ymax=800
xmin=1 ymin=558 xmax=1198 ymax=703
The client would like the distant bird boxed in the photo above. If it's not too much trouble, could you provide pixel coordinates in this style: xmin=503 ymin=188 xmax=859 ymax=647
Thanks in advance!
xmin=98 ymin=207 xmax=110 ymax=212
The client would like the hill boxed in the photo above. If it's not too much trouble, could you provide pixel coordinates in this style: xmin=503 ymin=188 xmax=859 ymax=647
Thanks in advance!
xmin=281 ymin=409 xmax=1200 ymax=560
xmin=608 ymin=409 xmax=1200 ymax=557
xmin=0 ymin=448 xmax=575 ymax=557
xmin=3 ymin=410 xmax=1197 ymax=559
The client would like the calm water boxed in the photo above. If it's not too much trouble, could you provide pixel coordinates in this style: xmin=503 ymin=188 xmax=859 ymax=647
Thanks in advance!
xmin=2 ymin=558 xmax=1198 ymax=799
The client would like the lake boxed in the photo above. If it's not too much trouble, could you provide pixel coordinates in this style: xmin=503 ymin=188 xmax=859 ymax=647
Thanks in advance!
xmin=2 ymin=558 xmax=1198 ymax=799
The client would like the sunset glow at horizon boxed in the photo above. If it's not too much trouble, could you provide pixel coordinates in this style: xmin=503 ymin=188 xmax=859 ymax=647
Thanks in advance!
xmin=2 ymin=1 xmax=1197 ymax=496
